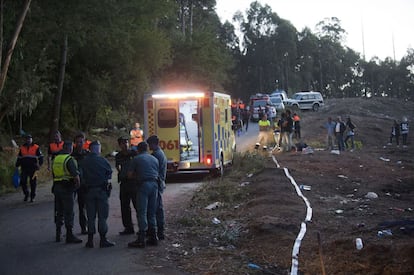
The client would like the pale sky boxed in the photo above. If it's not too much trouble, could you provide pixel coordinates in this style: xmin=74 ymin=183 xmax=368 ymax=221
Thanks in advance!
xmin=215 ymin=0 xmax=414 ymax=61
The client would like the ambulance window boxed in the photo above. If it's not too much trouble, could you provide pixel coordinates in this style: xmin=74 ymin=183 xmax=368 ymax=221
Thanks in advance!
xmin=158 ymin=109 xmax=177 ymax=128
xmin=225 ymin=108 xmax=229 ymax=122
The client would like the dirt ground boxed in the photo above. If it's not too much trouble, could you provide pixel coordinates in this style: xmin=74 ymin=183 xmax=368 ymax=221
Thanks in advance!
xmin=147 ymin=98 xmax=414 ymax=275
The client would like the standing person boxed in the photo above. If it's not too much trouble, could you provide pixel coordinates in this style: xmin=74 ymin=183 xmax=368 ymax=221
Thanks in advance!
xmin=130 ymin=122 xmax=144 ymax=151
xmin=335 ymin=116 xmax=346 ymax=151
xmin=52 ymin=141 xmax=82 ymax=244
xmin=400 ymin=116 xmax=409 ymax=148
xmin=284 ymin=109 xmax=294 ymax=151
xmin=242 ymin=106 xmax=251 ymax=132
xmin=256 ymin=114 xmax=271 ymax=150
xmin=15 ymin=134 xmax=44 ymax=202
xmin=147 ymin=135 xmax=167 ymax=240
xmin=293 ymin=113 xmax=301 ymax=139
xmin=72 ymin=132 xmax=89 ymax=235
xmin=115 ymin=137 xmax=138 ymax=235
xmin=344 ymin=117 xmax=356 ymax=151
xmin=127 ymin=142 xmax=159 ymax=248
xmin=388 ymin=120 xmax=400 ymax=146
xmin=324 ymin=117 xmax=337 ymax=150
xmin=80 ymin=140 xmax=114 ymax=248
xmin=47 ymin=130 xmax=64 ymax=172
xmin=277 ymin=112 xmax=286 ymax=149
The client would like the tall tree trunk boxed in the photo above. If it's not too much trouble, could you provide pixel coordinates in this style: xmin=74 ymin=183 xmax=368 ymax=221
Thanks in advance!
xmin=0 ymin=0 xmax=31 ymax=96
xmin=49 ymin=34 xmax=68 ymax=140
xmin=180 ymin=0 xmax=186 ymax=36
xmin=189 ymin=0 xmax=193 ymax=41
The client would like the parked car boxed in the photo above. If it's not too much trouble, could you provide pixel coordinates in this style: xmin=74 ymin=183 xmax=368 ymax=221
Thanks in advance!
xmin=284 ymin=91 xmax=324 ymax=111
xmin=251 ymin=99 xmax=277 ymax=122
xmin=270 ymin=90 xmax=288 ymax=103
xmin=269 ymin=96 xmax=285 ymax=111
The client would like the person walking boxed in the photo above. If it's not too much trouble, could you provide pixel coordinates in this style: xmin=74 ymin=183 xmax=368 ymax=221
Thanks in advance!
xmin=242 ymin=107 xmax=251 ymax=132
xmin=72 ymin=132 xmax=89 ymax=235
xmin=52 ymin=141 xmax=82 ymax=244
xmin=47 ymin=130 xmax=64 ymax=172
xmin=400 ymin=117 xmax=409 ymax=148
xmin=130 ymin=122 xmax=144 ymax=151
xmin=335 ymin=116 xmax=346 ymax=151
xmin=127 ymin=142 xmax=159 ymax=248
xmin=15 ymin=134 xmax=44 ymax=202
xmin=256 ymin=114 xmax=271 ymax=150
xmin=324 ymin=117 xmax=337 ymax=150
xmin=80 ymin=140 xmax=115 ymax=248
xmin=388 ymin=120 xmax=400 ymax=146
xmin=115 ymin=136 xmax=138 ymax=235
xmin=147 ymin=135 xmax=167 ymax=240
xmin=344 ymin=117 xmax=356 ymax=151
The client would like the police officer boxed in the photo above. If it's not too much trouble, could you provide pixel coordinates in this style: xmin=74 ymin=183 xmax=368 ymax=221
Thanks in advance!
xmin=80 ymin=140 xmax=115 ymax=248
xmin=52 ymin=141 xmax=82 ymax=244
xmin=147 ymin=135 xmax=167 ymax=240
xmin=127 ymin=141 xmax=159 ymax=248
xmin=47 ymin=130 xmax=64 ymax=172
xmin=16 ymin=134 xmax=44 ymax=202
xmin=72 ymin=132 xmax=89 ymax=234
xmin=115 ymin=136 xmax=138 ymax=235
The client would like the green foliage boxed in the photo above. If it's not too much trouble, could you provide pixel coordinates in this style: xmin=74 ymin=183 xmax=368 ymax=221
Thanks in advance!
xmin=0 ymin=151 xmax=17 ymax=194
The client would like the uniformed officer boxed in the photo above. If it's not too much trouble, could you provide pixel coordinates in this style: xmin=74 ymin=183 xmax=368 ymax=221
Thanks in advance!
xmin=80 ymin=140 xmax=115 ymax=248
xmin=72 ymin=132 xmax=89 ymax=234
xmin=115 ymin=136 xmax=138 ymax=235
xmin=147 ymin=135 xmax=167 ymax=240
xmin=15 ymin=134 xmax=44 ymax=202
xmin=127 ymin=141 xmax=159 ymax=248
xmin=47 ymin=130 xmax=64 ymax=172
xmin=52 ymin=141 xmax=82 ymax=244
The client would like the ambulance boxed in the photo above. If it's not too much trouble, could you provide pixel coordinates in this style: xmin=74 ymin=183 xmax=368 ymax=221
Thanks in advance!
xmin=143 ymin=89 xmax=236 ymax=176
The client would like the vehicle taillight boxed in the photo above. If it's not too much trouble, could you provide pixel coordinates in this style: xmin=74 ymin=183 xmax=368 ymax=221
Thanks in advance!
xmin=206 ymin=154 xmax=212 ymax=165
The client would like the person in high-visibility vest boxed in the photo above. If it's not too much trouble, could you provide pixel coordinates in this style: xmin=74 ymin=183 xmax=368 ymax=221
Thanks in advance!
xmin=257 ymin=114 xmax=271 ymax=150
xmin=47 ymin=130 xmax=64 ymax=171
xmin=15 ymin=134 xmax=44 ymax=202
xmin=52 ymin=141 xmax=82 ymax=244
xmin=130 ymin=122 xmax=144 ymax=150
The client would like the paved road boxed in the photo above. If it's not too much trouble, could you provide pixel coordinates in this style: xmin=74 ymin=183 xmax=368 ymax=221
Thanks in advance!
xmin=0 ymin=170 xmax=204 ymax=275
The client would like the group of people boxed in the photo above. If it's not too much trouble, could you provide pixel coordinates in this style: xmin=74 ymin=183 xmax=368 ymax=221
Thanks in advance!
xmin=256 ymin=109 xmax=301 ymax=152
xmin=15 ymin=123 xmax=167 ymax=249
xmin=324 ymin=116 xmax=357 ymax=151
xmin=388 ymin=117 xmax=410 ymax=147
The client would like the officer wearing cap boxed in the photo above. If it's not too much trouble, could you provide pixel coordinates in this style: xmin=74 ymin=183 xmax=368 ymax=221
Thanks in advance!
xmin=79 ymin=140 xmax=115 ymax=248
xmin=52 ymin=141 xmax=82 ymax=244
xmin=147 ymin=135 xmax=167 ymax=240
xmin=115 ymin=136 xmax=138 ymax=235
xmin=127 ymin=141 xmax=159 ymax=248
xmin=15 ymin=134 xmax=44 ymax=202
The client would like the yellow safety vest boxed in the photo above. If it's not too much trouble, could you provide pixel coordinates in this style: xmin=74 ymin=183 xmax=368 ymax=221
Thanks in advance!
xmin=52 ymin=154 xmax=77 ymax=181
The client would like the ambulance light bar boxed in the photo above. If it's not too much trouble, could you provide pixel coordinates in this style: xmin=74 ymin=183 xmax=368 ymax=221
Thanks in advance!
xmin=152 ymin=92 xmax=205 ymax=99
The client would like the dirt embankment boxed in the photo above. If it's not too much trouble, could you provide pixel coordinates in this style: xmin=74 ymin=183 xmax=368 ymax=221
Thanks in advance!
xmin=149 ymin=98 xmax=414 ymax=274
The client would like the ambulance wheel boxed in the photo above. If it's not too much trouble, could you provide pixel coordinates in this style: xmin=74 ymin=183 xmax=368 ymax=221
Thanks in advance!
xmin=212 ymin=156 xmax=224 ymax=177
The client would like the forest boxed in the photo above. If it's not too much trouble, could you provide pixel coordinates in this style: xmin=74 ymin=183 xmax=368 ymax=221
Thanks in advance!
xmin=1 ymin=0 xmax=413 ymax=137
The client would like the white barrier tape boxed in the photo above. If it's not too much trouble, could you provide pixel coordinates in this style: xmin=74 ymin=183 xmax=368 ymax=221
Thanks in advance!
xmin=270 ymin=156 xmax=312 ymax=275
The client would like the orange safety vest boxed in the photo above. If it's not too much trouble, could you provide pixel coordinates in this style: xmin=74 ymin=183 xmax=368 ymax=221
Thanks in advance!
xmin=20 ymin=144 xmax=39 ymax=157
xmin=130 ymin=129 xmax=143 ymax=146
xmin=49 ymin=141 xmax=64 ymax=154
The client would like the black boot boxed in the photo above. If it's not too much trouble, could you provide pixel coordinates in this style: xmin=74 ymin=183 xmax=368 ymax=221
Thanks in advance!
xmin=128 ymin=231 xmax=146 ymax=248
xmin=56 ymin=227 xmax=61 ymax=242
xmin=66 ymin=228 xmax=82 ymax=244
xmin=85 ymin=234 xmax=94 ymax=248
xmin=99 ymin=234 xmax=115 ymax=248
xmin=146 ymin=228 xmax=158 ymax=246
xmin=157 ymin=226 xmax=165 ymax=240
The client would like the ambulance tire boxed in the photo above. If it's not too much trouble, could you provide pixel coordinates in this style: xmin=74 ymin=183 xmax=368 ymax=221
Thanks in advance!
xmin=212 ymin=155 xmax=224 ymax=178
